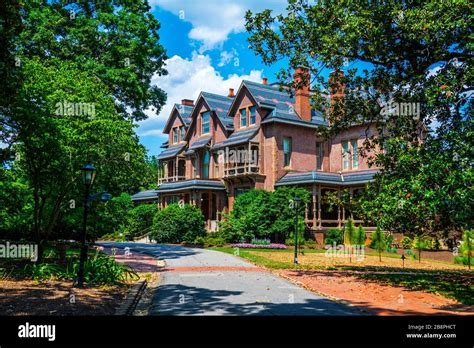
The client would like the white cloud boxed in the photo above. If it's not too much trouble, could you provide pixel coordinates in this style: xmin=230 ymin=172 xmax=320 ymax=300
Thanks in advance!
xmin=150 ymin=0 xmax=287 ymax=51
xmin=218 ymin=49 xmax=238 ymax=67
xmin=137 ymin=52 xmax=263 ymax=143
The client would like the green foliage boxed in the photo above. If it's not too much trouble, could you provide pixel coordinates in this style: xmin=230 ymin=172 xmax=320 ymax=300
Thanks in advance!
xmin=459 ymin=230 xmax=474 ymax=269
xmin=245 ymin=1 xmax=473 ymax=242
xmin=123 ymin=204 xmax=157 ymax=240
xmin=151 ymin=204 xmax=206 ymax=244
xmin=24 ymin=252 xmax=137 ymax=284
xmin=400 ymin=236 xmax=413 ymax=250
xmin=220 ymin=187 xmax=310 ymax=243
xmin=370 ymin=226 xmax=387 ymax=261
xmin=93 ymin=193 xmax=133 ymax=239
xmin=203 ymin=236 xmax=226 ymax=248
xmin=343 ymin=218 xmax=357 ymax=245
xmin=412 ymin=236 xmax=429 ymax=262
xmin=355 ymin=225 xmax=366 ymax=246
xmin=325 ymin=228 xmax=343 ymax=245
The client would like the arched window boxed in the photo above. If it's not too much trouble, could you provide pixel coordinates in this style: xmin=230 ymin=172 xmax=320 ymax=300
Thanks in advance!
xmin=201 ymin=151 xmax=210 ymax=178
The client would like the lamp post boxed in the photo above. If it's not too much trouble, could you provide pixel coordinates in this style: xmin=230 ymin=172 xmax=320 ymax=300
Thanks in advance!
xmin=77 ymin=161 xmax=96 ymax=288
xmin=293 ymin=196 xmax=301 ymax=264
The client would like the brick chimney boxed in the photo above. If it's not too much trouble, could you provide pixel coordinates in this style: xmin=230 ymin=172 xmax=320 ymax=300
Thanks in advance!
xmin=329 ymin=70 xmax=345 ymax=102
xmin=293 ymin=67 xmax=311 ymax=121
xmin=228 ymin=88 xmax=235 ymax=97
xmin=262 ymin=77 xmax=268 ymax=85
xmin=181 ymin=99 xmax=194 ymax=106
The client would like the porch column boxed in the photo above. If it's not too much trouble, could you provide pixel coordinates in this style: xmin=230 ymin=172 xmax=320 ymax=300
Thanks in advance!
xmin=312 ymin=184 xmax=317 ymax=228
xmin=337 ymin=188 xmax=341 ymax=228
xmin=175 ymin=158 xmax=178 ymax=181
xmin=317 ymin=185 xmax=322 ymax=229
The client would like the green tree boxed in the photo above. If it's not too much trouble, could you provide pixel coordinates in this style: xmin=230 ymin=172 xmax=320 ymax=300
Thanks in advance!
xmin=151 ymin=204 xmax=206 ymax=244
xmin=370 ymin=227 xmax=387 ymax=262
xmin=412 ymin=236 xmax=428 ymax=263
xmin=343 ymin=218 xmax=357 ymax=245
xmin=245 ymin=0 xmax=473 ymax=241
xmin=124 ymin=204 xmax=157 ymax=240
xmin=459 ymin=230 xmax=473 ymax=270
xmin=355 ymin=225 xmax=366 ymax=247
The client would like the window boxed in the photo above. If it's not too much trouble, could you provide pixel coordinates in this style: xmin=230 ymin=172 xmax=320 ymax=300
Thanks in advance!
xmin=342 ymin=141 xmax=349 ymax=170
xmin=213 ymin=153 xmax=219 ymax=177
xmin=172 ymin=128 xmax=178 ymax=144
xmin=249 ymin=106 xmax=256 ymax=125
xmin=316 ymin=142 xmax=324 ymax=170
xmin=201 ymin=111 xmax=210 ymax=134
xmin=201 ymin=151 xmax=210 ymax=179
xmin=240 ymin=108 xmax=247 ymax=128
xmin=351 ymin=139 xmax=359 ymax=169
xmin=192 ymin=158 xmax=197 ymax=178
xmin=283 ymin=137 xmax=292 ymax=167
xmin=180 ymin=126 xmax=185 ymax=142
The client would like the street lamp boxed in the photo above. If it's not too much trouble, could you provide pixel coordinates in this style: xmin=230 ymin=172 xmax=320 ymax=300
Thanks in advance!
xmin=293 ymin=196 xmax=301 ymax=264
xmin=77 ymin=161 xmax=96 ymax=288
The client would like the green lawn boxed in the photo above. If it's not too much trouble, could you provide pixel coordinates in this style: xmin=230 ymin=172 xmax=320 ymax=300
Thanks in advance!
xmin=209 ymin=246 xmax=474 ymax=305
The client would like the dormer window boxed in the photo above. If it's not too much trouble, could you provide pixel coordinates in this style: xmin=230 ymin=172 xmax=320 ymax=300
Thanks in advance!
xmin=249 ymin=106 xmax=256 ymax=125
xmin=240 ymin=108 xmax=247 ymax=128
xmin=201 ymin=111 xmax=210 ymax=134
xmin=173 ymin=127 xmax=178 ymax=144
xmin=179 ymin=126 xmax=185 ymax=142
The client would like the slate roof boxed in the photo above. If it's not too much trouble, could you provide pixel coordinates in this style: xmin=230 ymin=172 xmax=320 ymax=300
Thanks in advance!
xmin=156 ymin=179 xmax=226 ymax=193
xmin=201 ymin=92 xmax=234 ymax=130
xmin=242 ymin=80 xmax=328 ymax=127
xmin=212 ymin=127 xmax=259 ymax=150
xmin=175 ymin=103 xmax=193 ymax=126
xmin=131 ymin=189 xmax=159 ymax=202
xmin=160 ymin=141 xmax=169 ymax=149
xmin=156 ymin=143 xmax=186 ymax=160
xmin=275 ymin=169 xmax=379 ymax=186
xmin=184 ymin=136 xmax=212 ymax=156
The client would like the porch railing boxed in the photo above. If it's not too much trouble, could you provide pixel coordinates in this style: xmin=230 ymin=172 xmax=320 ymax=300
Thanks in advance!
xmin=158 ymin=175 xmax=186 ymax=185
xmin=223 ymin=163 xmax=259 ymax=177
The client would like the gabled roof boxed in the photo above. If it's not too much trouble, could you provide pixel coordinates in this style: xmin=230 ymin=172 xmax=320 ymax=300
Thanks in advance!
xmin=275 ymin=169 xmax=379 ymax=186
xmin=228 ymin=80 xmax=328 ymax=128
xmin=212 ymin=127 xmax=259 ymax=150
xmin=201 ymin=92 xmax=234 ymax=130
xmin=156 ymin=143 xmax=186 ymax=160
xmin=163 ymin=103 xmax=194 ymax=134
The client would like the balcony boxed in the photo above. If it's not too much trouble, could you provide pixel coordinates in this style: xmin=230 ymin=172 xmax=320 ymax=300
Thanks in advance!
xmin=158 ymin=175 xmax=186 ymax=185
xmin=223 ymin=163 xmax=259 ymax=178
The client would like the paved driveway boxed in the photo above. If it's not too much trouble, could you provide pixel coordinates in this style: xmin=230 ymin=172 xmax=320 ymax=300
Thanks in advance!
xmin=98 ymin=242 xmax=361 ymax=316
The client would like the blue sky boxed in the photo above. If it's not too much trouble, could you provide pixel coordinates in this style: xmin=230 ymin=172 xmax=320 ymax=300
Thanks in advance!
xmin=138 ymin=1 xmax=291 ymax=156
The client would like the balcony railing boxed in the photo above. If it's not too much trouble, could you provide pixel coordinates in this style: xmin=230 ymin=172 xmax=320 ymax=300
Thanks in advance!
xmin=223 ymin=163 xmax=259 ymax=177
xmin=158 ymin=175 xmax=186 ymax=185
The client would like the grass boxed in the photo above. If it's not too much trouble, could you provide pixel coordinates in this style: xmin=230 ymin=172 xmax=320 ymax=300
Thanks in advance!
xmin=209 ymin=246 xmax=473 ymax=305
xmin=357 ymin=273 xmax=474 ymax=305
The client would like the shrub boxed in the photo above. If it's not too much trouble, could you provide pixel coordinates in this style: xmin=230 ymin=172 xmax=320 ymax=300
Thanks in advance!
xmin=343 ymin=218 xmax=357 ymax=245
xmin=204 ymin=237 xmax=225 ymax=247
xmin=124 ymin=204 xmax=156 ymax=240
xmin=223 ymin=187 xmax=311 ymax=243
xmin=354 ymin=225 xmax=366 ymax=246
xmin=325 ymin=228 xmax=343 ymax=245
xmin=305 ymin=239 xmax=317 ymax=249
xmin=454 ymin=256 xmax=474 ymax=266
xmin=151 ymin=204 xmax=206 ymax=243
xmin=400 ymin=236 xmax=412 ymax=249
xmin=193 ymin=236 xmax=206 ymax=246
xmin=412 ymin=236 xmax=429 ymax=262
xmin=459 ymin=230 xmax=474 ymax=269
xmin=251 ymin=238 xmax=271 ymax=245
xmin=370 ymin=226 xmax=387 ymax=261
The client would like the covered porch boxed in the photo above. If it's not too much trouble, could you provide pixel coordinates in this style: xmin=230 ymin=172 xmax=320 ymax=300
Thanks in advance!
xmin=156 ymin=179 xmax=228 ymax=231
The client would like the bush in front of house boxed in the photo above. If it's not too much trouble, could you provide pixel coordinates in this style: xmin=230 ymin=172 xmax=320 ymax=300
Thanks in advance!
xmin=219 ymin=187 xmax=311 ymax=243
xmin=325 ymin=228 xmax=343 ymax=245
xmin=400 ymin=236 xmax=412 ymax=249
xmin=231 ymin=243 xmax=287 ymax=250
xmin=124 ymin=204 xmax=157 ymax=240
xmin=151 ymin=203 xmax=206 ymax=244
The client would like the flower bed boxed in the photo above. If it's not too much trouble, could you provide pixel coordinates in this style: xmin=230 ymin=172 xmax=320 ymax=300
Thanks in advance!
xmin=231 ymin=243 xmax=287 ymax=250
